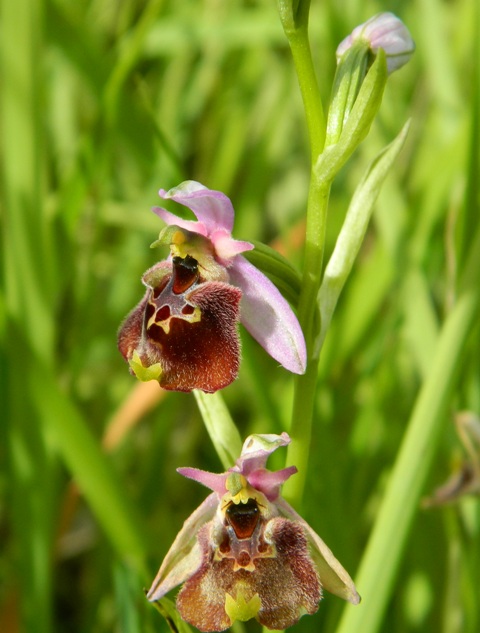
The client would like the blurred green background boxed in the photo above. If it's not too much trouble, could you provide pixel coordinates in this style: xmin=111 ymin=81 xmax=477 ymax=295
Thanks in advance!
xmin=1 ymin=0 xmax=479 ymax=632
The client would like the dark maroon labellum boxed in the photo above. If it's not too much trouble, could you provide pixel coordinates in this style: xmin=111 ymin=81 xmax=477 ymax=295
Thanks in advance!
xmin=118 ymin=254 xmax=242 ymax=393
xmin=225 ymin=499 xmax=260 ymax=540
xmin=176 ymin=517 xmax=322 ymax=631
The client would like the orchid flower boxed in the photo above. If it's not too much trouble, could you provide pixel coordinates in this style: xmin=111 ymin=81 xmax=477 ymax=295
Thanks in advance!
xmin=147 ymin=433 xmax=360 ymax=631
xmin=336 ymin=12 xmax=415 ymax=74
xmin=118 ymin=181 xmax=306 ymax=393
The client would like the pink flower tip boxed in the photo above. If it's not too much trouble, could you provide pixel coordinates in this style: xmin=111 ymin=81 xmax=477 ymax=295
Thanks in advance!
xmin=336 ymin=12 xmax=415 ymax=74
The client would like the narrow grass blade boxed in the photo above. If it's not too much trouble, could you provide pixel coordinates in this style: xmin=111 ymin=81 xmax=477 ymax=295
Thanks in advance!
xmin=31 ymin=364 xmax=148 ymax=571
xmin=335 ymin=232 xmax=480 ymax=633
xmin=318 ymin=120 xmax=410 ymax=352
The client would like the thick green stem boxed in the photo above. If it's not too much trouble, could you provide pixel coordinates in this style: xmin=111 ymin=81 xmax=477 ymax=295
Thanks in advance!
xmin=283 ymin=356 xmax=320 ymax=505
xmin=284 ymin=176 xmax=331 ymax=505
xmin=278 ymin=3 xmax=329 ymax=506
xmin=285 ymin=28 xmax=325 ymax=160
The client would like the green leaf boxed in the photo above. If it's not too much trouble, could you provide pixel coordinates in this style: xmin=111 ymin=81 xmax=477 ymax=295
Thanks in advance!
xmin=31 ymin=364 xmax=148 ymax=570
xmin=316 ymin=50 xmax=388 ymax=184
xmin=326 ymin=41 xmax=371 ymax=146
xmin=335 ymin=269 xmax=480 ymax=633
xmin=317 ymin=119 xmax=410 ymax=351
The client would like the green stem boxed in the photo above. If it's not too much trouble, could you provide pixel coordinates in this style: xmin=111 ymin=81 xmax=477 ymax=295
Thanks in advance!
xmin=277 ymin=0 xmax=329 ymax=507
xmin=281 ymin=17 xmax=325 ymax=159
xmin=284 ymin=176 xmax=331 ymax=505
xmin=284 ymin=356 xmax=320 ymax=505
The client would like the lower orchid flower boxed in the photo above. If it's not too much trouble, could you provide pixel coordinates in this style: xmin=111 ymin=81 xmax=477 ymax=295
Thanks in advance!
xmin=118 ymin=181 xmax=306 ymax=393
xmin=147 ymin=433 xmax=360 ymax=631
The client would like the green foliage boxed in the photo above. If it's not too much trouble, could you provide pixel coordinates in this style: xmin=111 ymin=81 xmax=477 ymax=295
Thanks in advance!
xmin=1 ymin=1 xmax=479 ymax=633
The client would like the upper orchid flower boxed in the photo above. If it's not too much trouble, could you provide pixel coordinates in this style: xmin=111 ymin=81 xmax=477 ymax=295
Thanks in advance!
xmin=118 ymin=181 xmax=306 ymax=393
xmin=147 ymin=433 xmax=360 ymax=631
xmin=336 ymin=12 xmax=415 ymax=74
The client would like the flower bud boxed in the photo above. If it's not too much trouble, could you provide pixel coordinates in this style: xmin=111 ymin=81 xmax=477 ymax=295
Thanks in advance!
xmin=336 ymin=12 xmax=415 ymax=75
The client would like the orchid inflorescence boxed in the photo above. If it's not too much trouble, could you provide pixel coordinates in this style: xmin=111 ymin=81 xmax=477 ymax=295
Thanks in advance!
xmin=118 ymin=8 xmax=414 ymax=632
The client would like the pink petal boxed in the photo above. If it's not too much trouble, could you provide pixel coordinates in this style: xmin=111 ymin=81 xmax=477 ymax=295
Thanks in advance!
xmin=178 ymin=467 xmax=228 ymax=496
xmin=229 ymin=256 xmax=307 ymax=374
xmin=159 ymin=181 xmax=235 ymax=234
xmin=152 ymin=207 xmax=209 ymax=237
xmin=210 ymin=230 xmax=254 ymax=264
xmin=247 ymin=466 xmax=298 ymax=501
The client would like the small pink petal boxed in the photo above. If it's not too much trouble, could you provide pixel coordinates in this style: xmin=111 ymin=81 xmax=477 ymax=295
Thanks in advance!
xmin=210 ymin=230 xmax=253 ymax=264
xmin=178 ymin=467 xmax=228 ymax=496
xmin=229 ymin=256 xmax=307 ymax=374
xmin=152 ymin=207 xmax=209 ymax=237
xmin=247 ymin=466 xmax=298 ymax=501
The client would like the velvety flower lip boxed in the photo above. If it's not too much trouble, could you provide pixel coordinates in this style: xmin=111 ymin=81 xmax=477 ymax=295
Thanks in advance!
xmin=336 ymin=12 xmax=415 ymax=74
xmin=153 ymin=181 xmax=307 ymax=375
xmin=118 ymin=254 xmax=242 ymax=393
xmin=147 ymin=433 xmax=360 ymax=631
